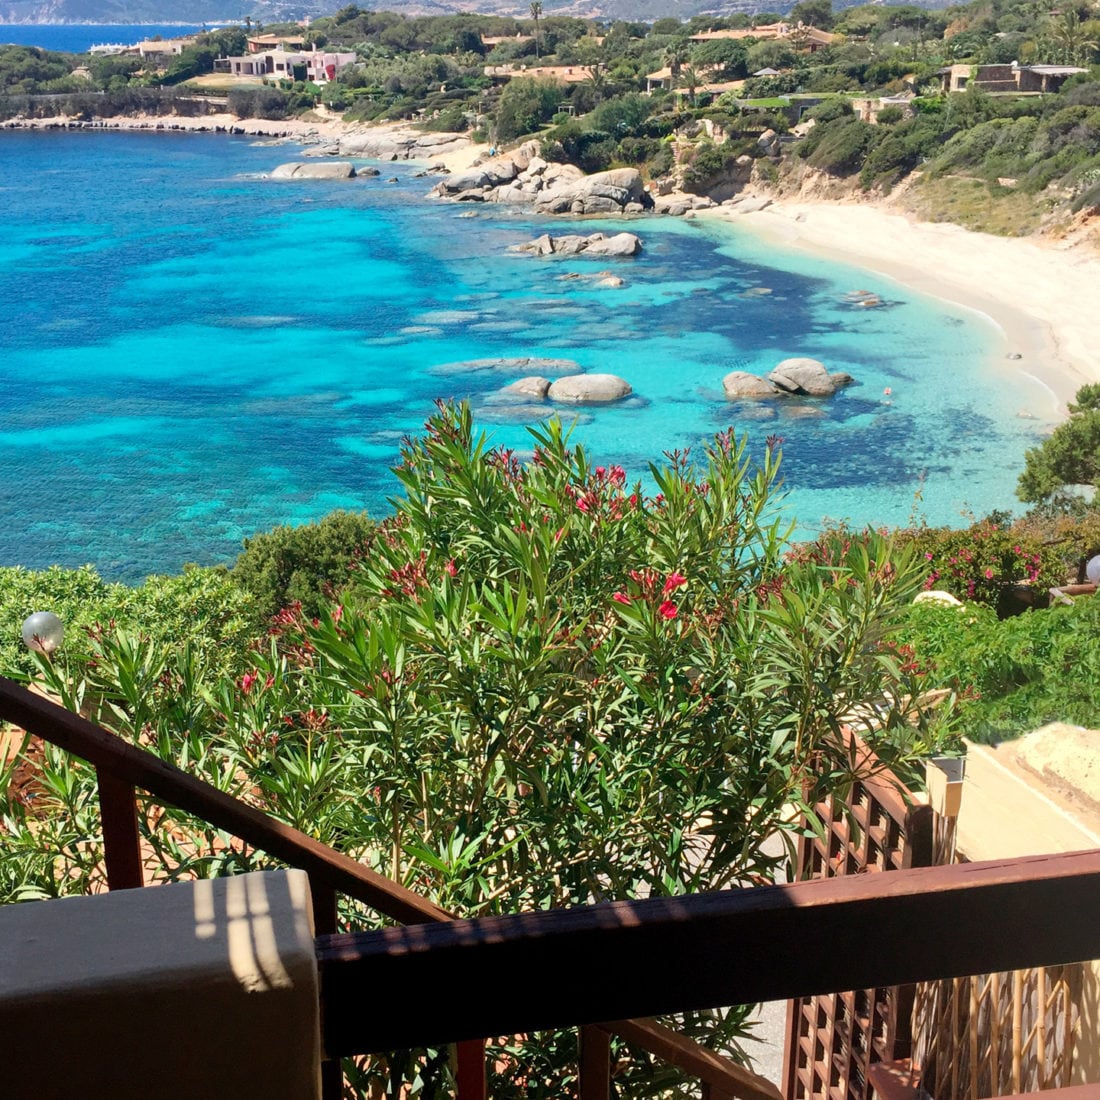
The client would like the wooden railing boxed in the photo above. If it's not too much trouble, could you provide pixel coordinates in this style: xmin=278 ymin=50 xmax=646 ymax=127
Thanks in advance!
xmin=316 ymin=849 xmax=1100 ymax=1063
xmin=0 ymin=675 xmax=776 ymax=1100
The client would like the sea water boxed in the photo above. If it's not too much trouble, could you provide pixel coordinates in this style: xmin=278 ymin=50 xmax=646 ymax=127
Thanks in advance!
xmin=0 ymin=131 xmax=1055 ymax=581
xmin=0 ymin=25 xmax=211 ymax=53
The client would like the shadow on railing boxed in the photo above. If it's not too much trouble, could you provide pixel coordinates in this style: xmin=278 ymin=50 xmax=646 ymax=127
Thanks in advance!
xmin=0 ymin=675 xmax=778 ymax=1100
xmin=316 ymin=847 xmax=1100 ymax=1097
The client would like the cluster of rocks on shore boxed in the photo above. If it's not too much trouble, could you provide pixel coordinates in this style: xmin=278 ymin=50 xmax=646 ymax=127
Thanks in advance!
xmin=722 ymin=358 xmax=855 ymax=400
xmin=308 ymin=129 xmax=472 ymax=161
xmin=429 ymin=140 xmax=651 ymax=216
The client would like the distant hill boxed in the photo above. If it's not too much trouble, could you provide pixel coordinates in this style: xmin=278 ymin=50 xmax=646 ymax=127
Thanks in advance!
xmin=0 ymin=0 xmax=958 ymax=25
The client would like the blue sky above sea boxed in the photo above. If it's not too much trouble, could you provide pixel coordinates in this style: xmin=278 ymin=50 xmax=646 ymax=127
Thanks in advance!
xmin=0 ymin=130 xmax=1057 ymax=582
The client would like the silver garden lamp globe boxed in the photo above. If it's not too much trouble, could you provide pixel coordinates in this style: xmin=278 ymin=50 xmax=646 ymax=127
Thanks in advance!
xmin=21 ymin=611 xmax=64 ymax=655
xmin=1088 ymin=556 xmax=1100 ymax=587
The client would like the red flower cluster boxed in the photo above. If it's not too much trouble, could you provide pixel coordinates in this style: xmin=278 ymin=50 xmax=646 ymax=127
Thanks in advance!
xmin=612 ymin=570 xmax=688 ymax=619
xmin=385 ymin=552 xmax=429 ymax=598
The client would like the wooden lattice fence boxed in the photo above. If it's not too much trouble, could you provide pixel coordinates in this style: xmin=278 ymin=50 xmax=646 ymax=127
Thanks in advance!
xmin=781 ymin=741 xmax=934 ymax=1100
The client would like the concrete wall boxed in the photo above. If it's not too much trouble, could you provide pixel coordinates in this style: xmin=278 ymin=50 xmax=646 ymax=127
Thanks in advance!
xmin=956 ymin=730 xmax=1100 ymax=1086
xmin=0 ymin=869 xmax=321 ymax=1099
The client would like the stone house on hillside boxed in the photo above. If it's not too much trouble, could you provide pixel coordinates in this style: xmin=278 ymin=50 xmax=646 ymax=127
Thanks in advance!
xmin=940 ymin=61 xmax=1087 ymax=93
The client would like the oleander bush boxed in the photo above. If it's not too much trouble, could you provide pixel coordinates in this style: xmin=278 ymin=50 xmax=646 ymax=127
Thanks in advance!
xmin=894 ymin=520 xmax=1065 ymax=608
xmin=2 ymin=403 xmax=955 ymax=1096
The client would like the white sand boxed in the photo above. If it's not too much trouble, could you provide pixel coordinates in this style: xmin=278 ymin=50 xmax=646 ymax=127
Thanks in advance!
xmin=700 ymin=200 xmax=1100 ymax=410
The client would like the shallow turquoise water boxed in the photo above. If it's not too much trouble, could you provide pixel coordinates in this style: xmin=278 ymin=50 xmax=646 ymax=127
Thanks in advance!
xmin=0 ymin=131 xmax=1055 ymax=581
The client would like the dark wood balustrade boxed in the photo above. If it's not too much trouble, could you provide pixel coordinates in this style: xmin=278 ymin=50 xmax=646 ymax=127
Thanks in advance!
xmin=7 ymin=674 xmax=1100 ymax=1099
xmin=315 ymin=849 xmax=1100 ymax=1050
xmin=0 ymin=675 xmax=778 ymax=1100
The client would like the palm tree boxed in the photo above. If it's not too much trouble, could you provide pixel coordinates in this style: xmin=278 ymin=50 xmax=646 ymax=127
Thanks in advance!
xmin=663 ymin=40 xmax=688 ymax=79
xmin=1048 ymin=11 xmax=1098 ymax=65
xmin=530 ymin=1 xmax=544 ymax=61
xmin=681 ymin=64 xmax=701 ymax=106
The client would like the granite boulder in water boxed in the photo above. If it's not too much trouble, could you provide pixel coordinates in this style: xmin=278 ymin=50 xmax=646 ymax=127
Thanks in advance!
xmin=271 ymin=162 xmax=357 ymax=180
xmin=548 ymin=374 xmax=632 ymax=404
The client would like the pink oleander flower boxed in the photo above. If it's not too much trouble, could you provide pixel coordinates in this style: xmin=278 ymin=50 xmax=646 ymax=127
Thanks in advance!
xmin=663 ymin=572 xmax=688 ymax=594
xmin=658 ymin=600 xmax=678 ymax=619
xmin=925 ymin=552 xmax=934 ymax=560
xmin=241 ymin=672 xmax=258 ymax=695
xmin=984 ymin=567 xmax=994 ymax=579
xmin=444 ymin=559 xmax=458 ymax=578
xmin=612 ymin=591 xmax=632 ymax=605
xmin=332 ymin=604 xmax=343 ymax=623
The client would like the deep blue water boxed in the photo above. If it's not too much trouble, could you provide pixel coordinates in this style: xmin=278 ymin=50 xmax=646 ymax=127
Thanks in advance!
xmin=0 ymin=131 xmax=1056 ymax=581
xmin=0 ymin=24 xmax=212 ymax=53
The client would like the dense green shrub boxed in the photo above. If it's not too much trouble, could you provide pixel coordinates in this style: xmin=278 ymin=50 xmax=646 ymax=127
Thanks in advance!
xmin=1017 ymin=384 xmax=1100 ymax=504
xmin=894 ymin=520 xmax=1065 ymax=607
xmin=495 ymin=76 xmax=562 ymax=140
xmin=682 ymin=139 xmax=736 ymax=187
xmin=231 ymin=510 xmax=376 ymax=621
xmin=798 ymin=114 xmax=875 ymax=175
xmin=899 ymin=596 xmax=1100 ymax=742
xmin=0 ymin=565 xmax=254 ymax=679
xmin=227 ymin=86 xmax=291 ymax=120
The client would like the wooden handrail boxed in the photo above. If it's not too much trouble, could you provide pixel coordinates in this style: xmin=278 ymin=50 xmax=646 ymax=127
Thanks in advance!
xmin=316 ymin=849 xmax=1100 ymax=1053
xmin=0 ymin=676 xmax=447 ymax=925
xmin=599 ymin=1018 xmax=783 ymax=1100
xmin=1 ymin=674 xmax=778 ymax=1099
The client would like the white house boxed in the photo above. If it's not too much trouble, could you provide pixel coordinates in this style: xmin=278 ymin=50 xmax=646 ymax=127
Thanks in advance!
xmin=222 ymin=47 xmax=356 ymax=84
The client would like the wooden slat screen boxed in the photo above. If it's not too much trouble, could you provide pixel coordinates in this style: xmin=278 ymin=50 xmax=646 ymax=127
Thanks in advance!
xmin=781 ymin=743 xmax=934 ymax=1100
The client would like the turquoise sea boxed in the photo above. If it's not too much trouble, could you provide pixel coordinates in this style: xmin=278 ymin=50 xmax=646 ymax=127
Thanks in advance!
xmin=0 ymin=131 xmax=1055 ymax=581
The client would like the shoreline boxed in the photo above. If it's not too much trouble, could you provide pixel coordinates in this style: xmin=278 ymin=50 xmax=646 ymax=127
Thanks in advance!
xmin=698 ymin=200 xmax=1100 ymax=414
xmin=8 ymin=111 xmax=1098 ymax=410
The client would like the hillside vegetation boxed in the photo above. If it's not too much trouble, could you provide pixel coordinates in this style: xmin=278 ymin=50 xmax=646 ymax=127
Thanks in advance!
xmin=2 ymin=0 xmax=1099 ymax=236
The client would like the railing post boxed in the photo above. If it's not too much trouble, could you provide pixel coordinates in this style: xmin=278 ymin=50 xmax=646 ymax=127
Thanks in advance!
xmin=96 ymin=767 xmax=143 ymax=890
xmin=455 ymin=1039 xmax=486 ymax=1099
xmin=579 ymin=1025 xmax=611 ymax=1099
xmin=310 ymin=877 xmax=338 ymax=935
xmin=310 ymin=878 xmax=341 ymax=1099
xmin=320 ymin=1059 xmax=342 ymax=1100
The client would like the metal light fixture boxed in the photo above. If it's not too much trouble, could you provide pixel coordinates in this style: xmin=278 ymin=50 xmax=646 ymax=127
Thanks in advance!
xmin=21 ymin=611 xmax=64 ymax=655
xmin=1086 ymin=555 xmax=1100 ymax=586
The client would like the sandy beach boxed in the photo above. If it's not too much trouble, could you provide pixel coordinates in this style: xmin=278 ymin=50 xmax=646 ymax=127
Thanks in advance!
xmin=700 ymin=200 xmax=1100 ymax=412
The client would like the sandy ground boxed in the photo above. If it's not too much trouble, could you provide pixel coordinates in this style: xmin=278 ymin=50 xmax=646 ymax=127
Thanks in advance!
xmin=700 ymin=200 xmax=1100 ymax=411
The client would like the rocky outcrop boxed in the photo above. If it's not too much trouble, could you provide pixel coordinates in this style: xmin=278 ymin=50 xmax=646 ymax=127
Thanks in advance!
xmin=533 ymin=168 xmax=648 ymax=215
xmin=501 ymin=376 xmax=552 ymax=400
xmin=271 ymin=162 xmax=357 ymax=180
xmin=548 ymin=374 xmax=632 ymax=405
xmin=768 ymin=358 xmax=839 ymax=398
xmin=513 ymin=232 xmax=642 ymax=258
xmin=336 ymin=130 xmax=472 ymax=161
xmin=653 ymin=193 xmax=717 ymax=217
xmin=722 ymin=371 xmax=780 ymax=399
xmin=723 ymin=359 xmax=857 ymax=402
xmin=431 ymin=147 xmax=651 ymax=216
